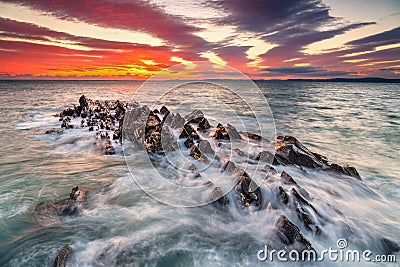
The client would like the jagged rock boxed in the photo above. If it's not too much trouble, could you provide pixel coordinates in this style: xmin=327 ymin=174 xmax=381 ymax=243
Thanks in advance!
xmin=275 ymin=215 xmax=313 ymax=251
xmin=79 ymin=95 xmax=89 ymax=109
xmin=198 ymin=140 xmax=214 ymax=156
xmin=124 ymin=103 xmax=177 ymax=153
xmin=235 ymin=174 xmax=262 ymax=208
xmin=160 ymin=106 xmax=169 ymax=115
xmin=226 ymin=124 xmax=241 ymax=140
xmin=184 ymin=136 xmax=194 ymax=148
xmin=328 ymin=163 xmax=360 ymax=179
xmin=211 ymin=187 xmax=229 ymax=208
xmin=198 ymin=117 xmax=211 ymax=130
xmin=275 ymin=136 xmax=361 ymax=179
xmin=190 ymin=145 xmax=203 ymax=161
xmin=222 ymin=161 xmax=237 ymax=175
xmin=245 ymin=132 xmax=262 ymax=141
xmin=169 ymin=113 xmax=185 ymax=129
xmin=213 ymin=123 xmax=230 ymax=140
xmin=295 ymin=204 xmax=314 ymax=230
xmin=185 ymin=109 xmax=204 ymax=123
xmin=281 ymin=171 xmax=298 ymax=185
xmin=104 ymin=140 xmax=115 ymax=155
xmin=59 ymin=108 xmax=75 ymax=117
xmin=278 ymin=186 xmax=289 ymax=205
xmin=60 ymin=186 xmax=86 ymax=216
xmin=291 ymin=188 xmax=317 ymax=214
xmin=179 ymin=123 xmax=200 ymax=140
xmin=53 ymin=245 xmax=72 ymax=267
xmin=256 ymin=151 xmax=274 ymax=162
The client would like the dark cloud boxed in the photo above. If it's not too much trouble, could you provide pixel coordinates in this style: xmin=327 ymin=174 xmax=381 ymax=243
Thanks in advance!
xmin=347 ymin=27 xmax=400 ymax=47
xmin=211 ymin=0 xmax=375 ymax=64
xmin=3 ymin=0 xmax=211 ymax=50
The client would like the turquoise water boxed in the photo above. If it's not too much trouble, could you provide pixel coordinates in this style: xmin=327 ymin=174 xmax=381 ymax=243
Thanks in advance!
xmin=0 ymin=80 xmax=398 ymax=266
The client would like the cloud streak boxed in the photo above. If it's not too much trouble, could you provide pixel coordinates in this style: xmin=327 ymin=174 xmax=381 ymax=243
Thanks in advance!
xmin=0 ymin=0 xmax=398 ymax=79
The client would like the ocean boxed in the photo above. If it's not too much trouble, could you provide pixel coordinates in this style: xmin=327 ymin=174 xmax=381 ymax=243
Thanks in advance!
xmin=0 ymin=80 xmax=398 ymax=266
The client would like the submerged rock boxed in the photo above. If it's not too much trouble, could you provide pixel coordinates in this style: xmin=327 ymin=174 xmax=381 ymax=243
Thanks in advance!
xmin=211 ymin=187 xmax=229 ymax=208
xmin=60 ymin=185 xmax=87 ymax=216
xmin=33 ymin=202 xmax=62 ymax=226
xmin=53 ymin=245 xmax=72 ymax=267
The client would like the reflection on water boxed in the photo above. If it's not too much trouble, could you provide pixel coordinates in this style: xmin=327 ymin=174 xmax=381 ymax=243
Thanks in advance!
xmin=0 ymin=80 xmax=398 ymax=266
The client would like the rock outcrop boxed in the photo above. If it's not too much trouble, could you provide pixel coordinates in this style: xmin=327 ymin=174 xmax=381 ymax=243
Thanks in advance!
xmin=53 ymin=245 xmax=72 ymax=267
xmin=274 ymin=135 xmax=361 ymax=179
xmin=43 ymin=98 xmax=400 ymax=260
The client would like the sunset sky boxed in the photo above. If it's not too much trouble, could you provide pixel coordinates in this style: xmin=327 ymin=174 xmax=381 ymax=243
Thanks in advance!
xmin=0 ymin=0 xmax=399 ymax=80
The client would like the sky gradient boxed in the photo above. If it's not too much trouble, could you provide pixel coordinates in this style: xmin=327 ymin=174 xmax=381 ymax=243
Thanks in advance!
xmin=0 ymin=0 xmax=399 ymax=80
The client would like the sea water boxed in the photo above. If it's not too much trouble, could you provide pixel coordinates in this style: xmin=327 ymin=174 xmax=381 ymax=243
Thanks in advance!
xmin=0 ymin=80 xmax=398 ymax=266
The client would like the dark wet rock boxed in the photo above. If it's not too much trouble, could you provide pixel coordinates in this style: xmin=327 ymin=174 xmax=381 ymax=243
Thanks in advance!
xmin=245 ymin=132 xmax=262 ymax=141
xmin=160 ymin=105 xmax=169 ymax=115
xmin=53 ymin=245 xmax=72 ymax=267
xmin=226 ymin=124 xmax=241 ymax=140
xmin=97 ymin=131 xmax=109 ymax=140
xmin=291 ymin=188 xmax=318 ymax=214
xmin=233 ymin=148 xmax=245 ymax=156
xmin=184 ymin=136 xmax=194 ymax=148
xmin=198 ymin=117 xmax=211 ymax=130
xmin=278 ymin=186 xmax=289 ymax=205
xmin=169 ymin=113 xmax=185 ymax=129
xmin=59 ymin=108 xmax=75 ymax=117
xmin=185 ymin=109 xmax=204 ymax=123
xmin=328 ymin=163 xmax=360 ymax=179
xmin=275 ymin=215 xmax=313 ymax=251
xmin=211 ymin=187 xmax=229 ymax=208
xmin=124 ymin=103 xmax=177 ymax=153
xmin=190 ymin=145 xmax=203 ymax=161
xmin=381 ymin=238 xmax=400 ymax=254
xmin=235 ymin=174 xmax=262 ymax=208
xmin=275 ymin=136 xmax=361 ymax=179
xmin=281 ymin=171 xmax=298 ymax=185
xmin=104 ymin=140 xmax=115 ymax=155
xmin=45 ymin=128 xmax=65 ymax=135
xmin=265 ymin=164 xmax=277 ymax=174
xmin=61 ymin=117 xmax=73 ymax=129
xmin=79 ymin=95 xmax=89 ymax=109
xmin=213 ymin=123 xmax=230 ymax=140
xmin=60 ymin=186 xmax=87 ymax=216
xmin=256 ymin=151 xmax=274 ymax=162
xmin=179 ymin=123 xmax=200 ymax=140
xmin=198 ymin=140 xmax=214 ymax=156
xmin=295 ymin=204 xmax=314 ymax=230
xmin=222 ymin=161 xmax=237 ymax=175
